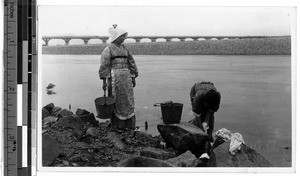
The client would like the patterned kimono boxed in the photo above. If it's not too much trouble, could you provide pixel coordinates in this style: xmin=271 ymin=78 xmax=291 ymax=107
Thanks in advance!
xmin=99 ymin=43 xmax=138 ymax=129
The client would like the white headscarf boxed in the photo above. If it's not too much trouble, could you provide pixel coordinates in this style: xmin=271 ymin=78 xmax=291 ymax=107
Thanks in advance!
xmin=108 ymin=24 xmax=128 ymax=43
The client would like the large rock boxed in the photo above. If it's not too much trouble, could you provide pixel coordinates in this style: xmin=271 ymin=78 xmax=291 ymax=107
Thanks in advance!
xmin=43 ymin=103 xmax=55 ymax=112
xmin=42 ymin=116 xmax=58 ymax=128
xmin=166 ymin=150 xmax=199 ymax=167
xmin=78 ymin=113 xmax=98 ymax=126
xmin=75 ymin=108 xmax=90 ymax=116
xmin=208 ymin=141 xmax=273 ymax=167
xmin=42 ymin=108 xmax=51 ymax=120
xmin=56 ymin=109 xmax=74 ymax=119
xmin=42 ymin=133 xmax=61 ymax=166
xmin=118 ymin=155 xmax=175 ymax=167
xmin=140 ymin=147 xmax=176 ymax=160
xmin=52 ymin=115 xmax=84 ymax=131
xmin=51 ymin=107 xmax=62 ymax=116
xmin=157 ymin=122 xmax=208 ymax=156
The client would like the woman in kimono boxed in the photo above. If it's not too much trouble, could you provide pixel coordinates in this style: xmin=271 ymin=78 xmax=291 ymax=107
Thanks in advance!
xmin=99 ymin=25 xmax=138 ymax=132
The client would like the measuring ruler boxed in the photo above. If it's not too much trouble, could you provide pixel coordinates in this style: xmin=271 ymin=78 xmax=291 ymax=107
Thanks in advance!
xmin=4 ymin=0 xmax=36 ymax=176
xmin=4 ymin=0 xmax=18 ymax=176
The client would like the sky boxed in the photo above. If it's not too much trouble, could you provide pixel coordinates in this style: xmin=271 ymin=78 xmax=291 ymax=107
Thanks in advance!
xmin=38 ymin=5 xmax=294 ymax=37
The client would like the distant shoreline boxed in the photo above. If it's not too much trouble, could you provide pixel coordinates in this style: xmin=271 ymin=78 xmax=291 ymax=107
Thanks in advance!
xmin=42 ymin=37 xmax=291 ymax=55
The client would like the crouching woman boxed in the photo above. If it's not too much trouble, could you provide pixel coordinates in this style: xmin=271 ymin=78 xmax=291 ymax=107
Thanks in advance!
xmin=189 ymin=81 xmax=221 ymax=163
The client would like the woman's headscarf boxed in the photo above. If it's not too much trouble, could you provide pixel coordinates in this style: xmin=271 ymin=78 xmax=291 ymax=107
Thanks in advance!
xmin=108 ymin=24 xmax=128 ymax=43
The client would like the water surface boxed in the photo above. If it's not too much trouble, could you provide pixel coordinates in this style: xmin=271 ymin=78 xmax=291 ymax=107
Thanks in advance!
xmin=42 ymin=54 xmax=291 ymax=167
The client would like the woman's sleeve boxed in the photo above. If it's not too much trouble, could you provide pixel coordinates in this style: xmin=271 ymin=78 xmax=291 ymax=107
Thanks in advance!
xmin=99 ymin=46 xmax=111 ymax=79
xmin=192 ymin=93 xmax=203 ymax=115
xmin=127 ymin=53 xmax=139 ymax=78
xmin=207 ymin=114 xmax=214 ymax=137
xmin=190 ymin=83 xmax=196 ymax=103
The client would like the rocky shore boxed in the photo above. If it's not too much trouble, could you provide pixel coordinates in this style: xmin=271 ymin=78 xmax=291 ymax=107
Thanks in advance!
xmin=42 ymin=103 xmax=273 ymax=167
xmin=42 ymin=37 xmax=291 ymax=55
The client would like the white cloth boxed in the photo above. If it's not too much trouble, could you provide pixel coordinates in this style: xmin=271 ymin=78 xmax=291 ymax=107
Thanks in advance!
xmin=214 ymin=128 xmax=245 ymax=156
xmin=214 ymin=128 xmax=232 ymax=141
xmin=229 ymin=133 xmax=245 ymax=155
xmin=108 ymin=24 xmax=128 ymax=43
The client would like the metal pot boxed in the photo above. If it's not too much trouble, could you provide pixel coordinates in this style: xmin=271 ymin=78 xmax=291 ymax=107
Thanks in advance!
xmin=95 ymin=90 xmax=115 ymax=119
xmin=154 ymin=101 xmax=183 ymax=124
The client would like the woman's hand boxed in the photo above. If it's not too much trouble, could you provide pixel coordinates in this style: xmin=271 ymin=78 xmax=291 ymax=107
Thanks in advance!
xmin=102 ymin=79 xmax=107 ymax=91
xmin=132 ymin=77 xmax=136 ymax=87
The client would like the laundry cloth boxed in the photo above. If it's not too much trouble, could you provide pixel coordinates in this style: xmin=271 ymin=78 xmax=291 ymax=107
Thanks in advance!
xmin=214 ymin=128 xmax=245 ymax=155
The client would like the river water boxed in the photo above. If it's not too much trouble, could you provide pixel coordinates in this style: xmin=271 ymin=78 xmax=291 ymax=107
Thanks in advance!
xmin=42 ymin=54 xmax=292 ymax=167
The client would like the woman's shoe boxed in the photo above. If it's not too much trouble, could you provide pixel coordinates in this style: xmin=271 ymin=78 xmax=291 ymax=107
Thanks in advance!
xmin=199 ymin=153 xmax=210 ymax=163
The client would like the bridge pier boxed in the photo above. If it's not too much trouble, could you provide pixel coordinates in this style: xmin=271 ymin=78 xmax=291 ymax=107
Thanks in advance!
xmin=43 ymin=38 xmax=50 ymax=46
xmin=83 ymin=39 xmax=90 ymax=45
xmin=63 ymin=38 xmax=71 ymax=45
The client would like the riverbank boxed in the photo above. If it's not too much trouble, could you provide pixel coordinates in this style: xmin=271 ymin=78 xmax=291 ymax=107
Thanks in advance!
xmin=42 ymin=103 xmax=273 ymax=167
xmin=42 ymin=37 xmax=291 ymax=55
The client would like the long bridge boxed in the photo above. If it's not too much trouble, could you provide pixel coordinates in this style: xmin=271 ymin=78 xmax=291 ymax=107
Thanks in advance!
xmin=42 ymin=35 xmax=284 ymax=46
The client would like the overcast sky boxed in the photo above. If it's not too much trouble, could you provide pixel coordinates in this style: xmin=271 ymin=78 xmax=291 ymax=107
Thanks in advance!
xmin=39 ymin=5 xmax=293 ymax=37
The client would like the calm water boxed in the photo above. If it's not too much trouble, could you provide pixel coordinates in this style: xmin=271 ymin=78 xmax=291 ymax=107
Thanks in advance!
xmin=42 ymin=54 xmax=291 ymax=167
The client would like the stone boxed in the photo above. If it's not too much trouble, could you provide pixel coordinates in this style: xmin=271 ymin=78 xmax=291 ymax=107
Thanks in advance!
xmin=78 ymin=113 xmax=98 ymax=126
xmin=167 ymin=150 xmax=199 ymax=167
xmin=112 ymin=155 xmax=121 ymax=161
xmin=208 ymin=141 xmax=273 ymax=167
xmin=71 ymin=163 xmax=79 ymax=167
xmin=99 ymin=120 xmax=111 ymax=129
xmin=134 ymin=131 xmax=160 ymax=146
xmin=140 ymin=147 xmax=176 ymax=160
xmin=56 ymin=109 xmax=74 ymax=118
xmin=157 ymin=122 xmax=208 ymax=156
xmin=43 ymin=103 xmax=55 ymax=113
xmin=75 ymin=108 xmax=90 ymax=116
xmin=47 ymin=90 xmax=56 ymax=95
xmin=80 ymin=156 xmax=90 ymax=162
xmin=69 ymin=155 xmax=82 ymax=162
xmin=42 ymin=133 xmax=61 ymax=166
xmin=107 ymin=132 xmax=126 ymax=150
xmin=52 ymin=115 xmax=84 ymax=130
xmin=51 ymin=107 xmax=62 ymax=116
xmin=86 ymin=127 xmax=100 ymax=137
xmin=43 ymin=116 xmax=58 ymax=125
xmin=42 ymin=108 xmax=51 ymax=120
xmin=118 ymin=155 xmax=175 ymax=167
xmin=46 ymin=83 xmax=55 ymax=89
xmin=62 ymin=160 xmax=69 ymax=166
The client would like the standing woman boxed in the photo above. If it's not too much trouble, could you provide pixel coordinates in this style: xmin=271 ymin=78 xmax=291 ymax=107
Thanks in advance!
xmin=99 ymin=25 xmax=138 ymax=132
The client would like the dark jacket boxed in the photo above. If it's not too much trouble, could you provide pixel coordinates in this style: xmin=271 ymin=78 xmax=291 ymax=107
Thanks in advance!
xmin=189 ymin=81 xmax=221 ymax=137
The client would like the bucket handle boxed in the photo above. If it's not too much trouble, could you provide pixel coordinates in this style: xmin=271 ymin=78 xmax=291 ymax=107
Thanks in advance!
xmin=103 ymin=89 xmax=107 ymax=105
xmin=153 ymin=101 xmax=173 ymax=107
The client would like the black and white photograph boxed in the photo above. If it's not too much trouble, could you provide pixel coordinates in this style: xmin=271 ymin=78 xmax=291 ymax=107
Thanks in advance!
xmin=36 ymin=0 xmax=295 ymax=174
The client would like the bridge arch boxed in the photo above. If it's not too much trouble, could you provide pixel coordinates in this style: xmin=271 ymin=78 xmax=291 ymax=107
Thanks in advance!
xmin=45 ymin=39 xmax=65 ymax=46
xmin=88 ymin=39 xmax=103 ymax=44
xmin=69 ymin=39 xmax=85 ymax=45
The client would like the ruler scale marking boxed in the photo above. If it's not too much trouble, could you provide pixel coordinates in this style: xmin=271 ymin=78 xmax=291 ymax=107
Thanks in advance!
xmin=4 ymin=1 xmax=18 ymax=176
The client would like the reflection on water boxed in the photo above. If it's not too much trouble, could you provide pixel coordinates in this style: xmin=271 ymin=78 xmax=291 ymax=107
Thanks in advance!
xmin=42 ymin=54 xmax=291 ymax=167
